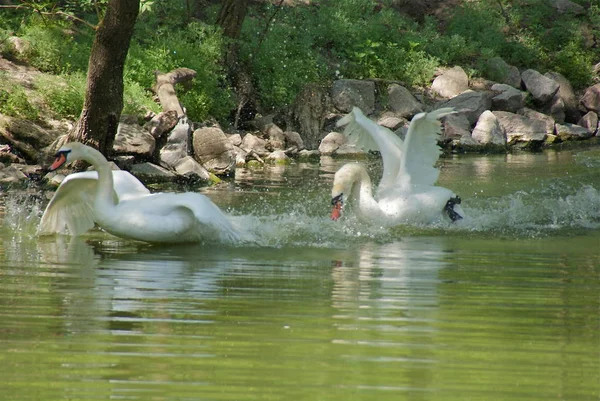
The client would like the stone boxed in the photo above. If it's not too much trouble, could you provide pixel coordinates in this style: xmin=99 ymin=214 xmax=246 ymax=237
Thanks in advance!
xmin=192 ymin=126 xmax=236 ymax=174
xmin=143 ymin=110 xmax=179 ymax=138
xmin=518 ymin=108 xmax=555 ymax=136
xmin=241 ymin=133 xmax=269 ymax=156
xmin=114 ymin=118 xmax=156 ymax=157
xmin=439 ymin=90 xmax=493 ymax=125
xmin=431 ymin=66 xmax=469 ymax=98
xmin=548 ymin=0 xmax=585 ymax=15
xmin=0 ymin=115 xmax=59 ymax=162
xmin=291 ymin=85 xmax=330 ymax=150
xmin=159 ymin=117 xmax=191 ymax=169
xmin=471 ymin=110 xmax=506 ymax=147
xmin=386 ymin=83 xmax=423 ymax=117
xmin=331 ymin=79 xmax=375 ymax=114
xmin=264 ymin=123 xmax=286 ymax=150
xmin=580 ymin=83 xmax=600 ymax=114
xmin=578 ymin=111 xmax=598 ymax=135
xmin=228 ymin=133 xmax=243 ymax=147
xmin=442 ymin=114 xmax=471 ymax=141
xmin=485 ymin=57 xmax=521 ymax=88
xmin=318 ymin=132 xmax=346 ymax=155
xmin=521 ymin=69 xmax=560 ymax=104
xmin=266 ymin=150 xmax=290 ymax=164
xmin=544 ymin=72 xmax=580 ymax=122
xmin=130 ymin=162 xmax=176 ymax=183
xmin=493 ymin=111 xmax=548 ymax=148
xmin=283 ymin=130 xmax=304 ymax=150
xmin=174 ymin=155 xmax=211 ymax=181
xmin=555 ymin=123 xmax=593 ymax=141
xmin=377 ymin=112 xmax=408 ymax=131
xmin=491 ymin=84 xmax=527 ymax=112
xmin=0 ymin=164 xmax=28 ymax=184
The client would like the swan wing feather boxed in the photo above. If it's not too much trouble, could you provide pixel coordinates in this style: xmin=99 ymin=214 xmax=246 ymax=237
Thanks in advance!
xmin=398 ymin=108 xmax=455 ymax=189
xmin=337 ymin=107 xmax=404 ymax=191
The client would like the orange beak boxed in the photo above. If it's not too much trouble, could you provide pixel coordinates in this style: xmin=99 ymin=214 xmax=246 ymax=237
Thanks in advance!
xmin=331 ymin=196 xmax=343 ymax=221
xmin=50 ymin=152 xmax=67 ymax=171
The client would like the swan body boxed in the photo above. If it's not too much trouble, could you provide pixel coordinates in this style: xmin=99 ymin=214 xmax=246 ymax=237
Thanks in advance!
xmin=331 ymin=107 xmax=464 ymax=226
xmin=39 ymin=142 xmax=239 ymax=244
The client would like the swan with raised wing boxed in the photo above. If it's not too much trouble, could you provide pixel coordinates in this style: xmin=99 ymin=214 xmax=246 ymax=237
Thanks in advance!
xmin=330 ymin=107 xmax=464 ymax=226
xmin=38 ymin=142 xmax=239 ymax=243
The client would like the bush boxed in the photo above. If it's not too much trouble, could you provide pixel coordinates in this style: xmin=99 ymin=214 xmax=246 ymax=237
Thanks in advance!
xmin=0 ymin=79 xmax=40 ymax=121
xmin=35 ymin=73 xmax=85 ymax=119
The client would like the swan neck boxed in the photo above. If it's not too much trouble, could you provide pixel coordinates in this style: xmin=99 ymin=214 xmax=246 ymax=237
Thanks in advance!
xmin=84 ymin=147 xmax=116 ymax=207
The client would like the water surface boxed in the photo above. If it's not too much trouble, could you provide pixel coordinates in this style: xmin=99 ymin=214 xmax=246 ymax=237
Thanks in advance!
xmin=1 ymin=149 xmax=599 ymax=400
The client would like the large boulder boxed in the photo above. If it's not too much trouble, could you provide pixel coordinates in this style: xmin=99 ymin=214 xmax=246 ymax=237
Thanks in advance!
xmin=521 ymin=69 xmax=559 ymax=104
xmin=130 ymin=162 xmax=177 ymax=183
xmin=439 ymin=90 xmax=493 ymax=125
xmin=241 ymin=133 xmax=269 ymax=156
xmin=331 ymin=79 xmax=375 ymax=114
xmin=113 ymin=116 xmax=156 ymax=158
xmin=159 ymin=117 xmax=191 ymax=169
xmin=192 ymin=126 xmax=236 ymax=174
xmin=471 ymin=110 xmax=506 ymax=148
xmin=0 ymin=115 xmax=59 ymax=162
xmin=318 ymin=132 xmax=346 ymax=155
xmin=174 ymin=156 xmax=211 ymax=182
xmin=386 ymin=83 xmax=423 ymax=117
xmin=544 ymin=72 xmax=580 ymax=122
xmin=578 ymin=111 xmax=599 ymax=136
xmin=485 ymin=57 xmax=521 ymax=88
xmin=431 ymin=66 xmax=469 ymax=98
xmin=555 ymin=123 xmax=594 ymax=141
xmin=580 ymin=83 xmax=600 ymax=114
xmin=493 ymin=111 xmax=548 ymax=148
xmin=491 ymin=84 xmax=527 ymax=113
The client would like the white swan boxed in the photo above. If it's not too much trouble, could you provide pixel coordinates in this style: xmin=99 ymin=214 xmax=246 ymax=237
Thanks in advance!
xmin=38 ymin=142 xmax=240 ymax=244
xmin=330 ymin=107 xmax=464 ymax=226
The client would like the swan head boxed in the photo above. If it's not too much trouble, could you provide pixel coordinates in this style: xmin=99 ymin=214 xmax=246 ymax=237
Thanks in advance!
xmin=49 ymin=142 xmax=90 ymax=171
xmin=330 ymin=163 xmax=367 ymax=221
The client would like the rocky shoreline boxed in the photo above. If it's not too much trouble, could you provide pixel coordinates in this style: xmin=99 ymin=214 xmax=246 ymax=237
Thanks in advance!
xmin=1 ymin=58 xmax=599 ymax=187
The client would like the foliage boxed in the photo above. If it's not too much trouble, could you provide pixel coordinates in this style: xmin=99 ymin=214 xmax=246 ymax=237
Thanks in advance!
xmin=0 ymin=77 xmax=39 ymax=121
xmin=126 ymin=21 xmax=233 ymax=122
xmin=1 ymin=0 xmax=598 ymax=125
xmin=35 ymin=73 xmax=86 ymax=119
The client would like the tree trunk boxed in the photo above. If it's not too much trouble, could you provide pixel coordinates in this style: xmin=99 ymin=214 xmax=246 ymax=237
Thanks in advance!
xmin=68 ymin=0 xmax=140 ymax=156
xmin=216 ymin=0 xmax=248 ymax=40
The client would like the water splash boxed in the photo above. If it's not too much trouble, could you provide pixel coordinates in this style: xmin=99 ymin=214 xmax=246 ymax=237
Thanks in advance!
xmin=2 ymin=183 xmax=599 ymax=248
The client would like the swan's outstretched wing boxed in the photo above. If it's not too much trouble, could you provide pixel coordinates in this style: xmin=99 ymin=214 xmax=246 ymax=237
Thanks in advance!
xmin=337 ymin=107 xmax=404 ymax=191
xmin=38 ymin=170 xmax=150 ymax=236
xmin=397 ymin=108 xmax=455 ymax=189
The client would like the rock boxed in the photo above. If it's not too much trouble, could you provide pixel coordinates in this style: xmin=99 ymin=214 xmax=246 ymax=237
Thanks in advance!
xmin=431 ymin=66 xmax=469 ymax=98
xmin=521 ymin=69 xmax=560 ymax=104
xmin=377 ymin=112 xmax=408 ymax=131
xmin=266 ymin=150 xmax=290 ymax=164
xmin=578 ymin=111 xmax=598 ymax=135
xmin=283 ymin=130 xmax=304 ymax=150
xmin=233 ymin=145 xmax=248 ymax=166
xmin=228 ymin=133 xmax=243 ymax=147
xmin=331 ymin=79 xmax=375 ymax=114
xmin=386 ymin=83 xmax=423 ymax=117
xmin=192 ymin=126 xmax=236 ymax=175
xmin=291 ymin=85 xmax=330 ymax=150
xmin=5 ymin=36 xmax=31 ymax=58
xmin=0 ymin=164 xmax=28 ymax=184
xmin=471 ymin=110 xmax=506 ymax=148
xmin=318 ymin=132 xmax=346 ymax=155
xmin=493 ymin=111 xmax=548 ymax=148
xmin=298 ymin=149 xmax=320 ymax=159
xmin=114 ymin=118 xmax=156 ymax=157
xmin=439 ymin=90 xmax=493 ymax=125
xmin=112 ymin=155 xmax=136 ymax=170
xmin=491 ymin=84 xmax=527 ymax=112
xmin=442 ymin=113 xmax=471 ymax=142
xmin=555 ymin=123 xmax=593 ymax=141
xmin=543 ymin=93 xmax=566 ymax=124
xmin=241 ymin=133 xmax=269 ymax=156
xmin=518 ymin=108 xmax=555 ymax=136
xmin=143 ymin=110 xmax=179 ymax=138
xmin=174 ymin=155 xmax=211 ymax=181
xmin=159 ymin=117 xmax=191 ymax=169
xmin=580 ymin=83 xmax=600 ymax=114
xmin=548 ymin=0 xmax=585 ymax=15
xmin=485 ymin=57 xmax=521 ymax=88
xmin=544 ymin=72 xmax=580 ymax=122
xmin=0 ymin=115 xmax=59 ymax=162
xmin=263 ymin=123 xmax=286 ymax=150
xmin=130 ymin=162 xmax=176 ymax=183
xmin=0 ymin=144 xmax=25 ymax=164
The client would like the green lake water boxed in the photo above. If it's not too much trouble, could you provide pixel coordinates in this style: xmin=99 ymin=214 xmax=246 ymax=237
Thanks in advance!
xmin=1 ymin=148 xmax=599 ymax=400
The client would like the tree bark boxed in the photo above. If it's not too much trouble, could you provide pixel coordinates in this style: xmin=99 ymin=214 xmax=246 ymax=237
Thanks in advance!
xmin=153 ymin=68 xmax=197 ymax=117
xmin=68 ymin=0 xmax=140 ymax=156
xmin=216 ymin=0 xmax=248 ymax=40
